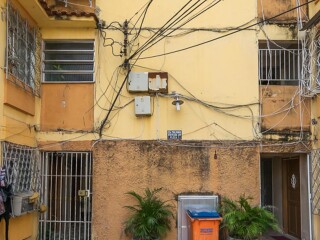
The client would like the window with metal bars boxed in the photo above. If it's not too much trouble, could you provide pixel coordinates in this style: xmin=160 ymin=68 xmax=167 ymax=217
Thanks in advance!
xmin=43 ymin=41 xmax=95 ymax=82
xmin=6 ymin=1 xmax=40 ymax=93
xmin=259 ymin=41 xmax=302 ymax=85
xmin=1 ymin=142 xmax=40 ymax=194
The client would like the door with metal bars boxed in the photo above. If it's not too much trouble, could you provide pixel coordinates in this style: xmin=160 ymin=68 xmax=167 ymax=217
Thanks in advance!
xmin=39 ymin=152 xmax=92 ymax=240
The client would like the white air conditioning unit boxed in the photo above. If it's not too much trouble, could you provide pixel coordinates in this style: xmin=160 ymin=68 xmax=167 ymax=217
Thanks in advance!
xmin=11 ymin=191 xmax=37 ymax=216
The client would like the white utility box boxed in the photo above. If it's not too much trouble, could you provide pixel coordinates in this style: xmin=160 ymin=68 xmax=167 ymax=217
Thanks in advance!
xmin=128 ymin=72 xmax=149 ymax=92
xmin=135 ymin=96 xmax=151 ymax=116
xmin=11 ymin=191 xmax=37 ymax=216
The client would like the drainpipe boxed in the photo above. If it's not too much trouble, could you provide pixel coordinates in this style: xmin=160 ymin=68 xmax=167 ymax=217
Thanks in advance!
xmin=307 ymin=154 xmax=313 ymax=240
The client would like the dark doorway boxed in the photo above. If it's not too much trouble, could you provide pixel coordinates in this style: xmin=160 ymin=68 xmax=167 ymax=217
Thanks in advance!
xmin=261 ymin=158 xmax=273 ymax=207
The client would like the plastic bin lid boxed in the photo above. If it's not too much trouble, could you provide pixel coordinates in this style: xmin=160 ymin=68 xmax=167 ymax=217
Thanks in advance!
xmin=187 ymin=209 xmax=220 ymax=218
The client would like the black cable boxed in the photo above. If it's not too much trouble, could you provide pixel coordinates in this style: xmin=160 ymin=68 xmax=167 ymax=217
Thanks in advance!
xmin=129 ymin=0 xmax=153 ymax=42
xmin=133 ymin=0 xmax=316 ymax=60
xmin=134 ymin=0 xmax=222 ymax=57
xmin=98 ymin=69 xmax=130 ymax=137
xmin=131 ymin=0 xmax=209 ymax=57
xmin=131 ymin=0 xmax=206 ymax=58
xmin=130 ymin=0 xmax=194 ymax=59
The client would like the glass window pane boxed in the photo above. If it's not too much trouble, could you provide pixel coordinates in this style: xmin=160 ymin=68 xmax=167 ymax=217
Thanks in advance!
xmin=45 ymin=74 xmax=94 ymax=82
xmin=45 ymin=53 xmax=94 ymax=61
xmin=45 ymin=42 xmax=94 ymax=50
xmin=44 ymin=63 xmax=94 ymax=71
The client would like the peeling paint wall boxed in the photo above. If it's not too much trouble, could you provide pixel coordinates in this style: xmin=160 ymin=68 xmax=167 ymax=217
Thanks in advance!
xmin=257 ymin=0 xmax=308 ymax=22
xmin=92 ymin=140 xmax=260 ymax=240
xmin=41 ymin=83 xmax=94 ymax=131
xmin=260 ymin=86 xmax=311 ymax=132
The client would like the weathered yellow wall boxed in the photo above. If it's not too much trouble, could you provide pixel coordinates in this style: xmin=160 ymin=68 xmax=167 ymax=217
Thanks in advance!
xmin=260 ymin=86 xmax=310 ymax=132
xmin=0 ymin=0 xmax=316 ymax=239
xmin=0 ymin=0 xmax=40 ymax=239
xmin=314 ymin=214 xmax=320 ymax=240
xmin=258 ymin=0 xmax=308 ymax=21
xmin=41 ymin=83 xmax=94 ymax=131
xmin=90 ymin=0 xmax=260 ymax=141
xmin=309 ymin=1 xmax=320 ymax=19
xmin=0 ymin=212 xmax=38 ymax=240
xmin=93 ymin=140 xmax=260 ymax=239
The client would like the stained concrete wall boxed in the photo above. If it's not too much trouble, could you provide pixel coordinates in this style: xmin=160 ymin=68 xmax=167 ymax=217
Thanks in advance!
xmin=261 ymin=86 xmax=311 ymax=132
xmin=314 ymin=214 xmax=320 ymax=240
xmin=92 ymin=140 xmax=260 ymax=240
xmin=257 ymin=0 xmax=308 ymax=22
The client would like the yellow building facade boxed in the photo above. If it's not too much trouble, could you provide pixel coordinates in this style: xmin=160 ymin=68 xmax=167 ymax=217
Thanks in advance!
xmin=0 ymin=0 xmax=319 ymax=239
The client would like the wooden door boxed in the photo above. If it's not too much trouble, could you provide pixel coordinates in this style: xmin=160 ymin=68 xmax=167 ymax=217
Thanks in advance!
xmin=283 ymin=157 xmax=301 ymax=238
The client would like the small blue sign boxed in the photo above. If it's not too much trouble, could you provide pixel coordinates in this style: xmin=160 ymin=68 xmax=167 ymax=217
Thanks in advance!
xmin=167 ymin=130 xmax=182 ymax=140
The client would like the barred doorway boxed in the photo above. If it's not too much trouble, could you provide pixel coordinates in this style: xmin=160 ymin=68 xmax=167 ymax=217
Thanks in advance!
xmin=39 ymin=152 xmax=92 ymax=240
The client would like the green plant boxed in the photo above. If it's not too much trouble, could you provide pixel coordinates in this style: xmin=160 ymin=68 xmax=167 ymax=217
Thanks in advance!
xmin=219 ymin=195 xmax=280 ymax=240
xmin=124 ymin=188 xmax=174 ymax=240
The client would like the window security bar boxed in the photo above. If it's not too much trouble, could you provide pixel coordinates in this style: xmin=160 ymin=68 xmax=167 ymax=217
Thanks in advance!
xmin=259 ymin=49 xmax=302 ymax=83
xmin=1 ymin=142 xmax=40 ymax=194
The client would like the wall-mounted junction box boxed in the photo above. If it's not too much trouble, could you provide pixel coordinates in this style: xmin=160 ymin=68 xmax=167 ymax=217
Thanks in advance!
xmin=148 ymin=72 xmax=168 ymax=93
xmin=135 ymin=96 xmax=151 ymax=116
xmin=128 ymin=72 xmax=149 ymax=92
xmin=127 ymin=72 xmax=169 ymax=94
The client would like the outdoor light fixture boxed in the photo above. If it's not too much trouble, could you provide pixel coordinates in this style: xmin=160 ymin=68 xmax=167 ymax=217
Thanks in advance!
xmin=172 ymin=92 xmax=184 ymax=111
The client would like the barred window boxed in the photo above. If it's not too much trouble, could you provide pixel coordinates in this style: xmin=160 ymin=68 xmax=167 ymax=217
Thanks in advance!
xmin=6 ymin=1 xmax=41 ymax=94
xmin=43 ymin=41 xmax=95 ymax=82
xmin=1 ymin=142 xmax=40 ymax=194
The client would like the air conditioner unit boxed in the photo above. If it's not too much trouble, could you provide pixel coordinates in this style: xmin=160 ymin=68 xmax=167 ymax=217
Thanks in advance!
xmin=11 ymin=191 xmax=37 ymax=216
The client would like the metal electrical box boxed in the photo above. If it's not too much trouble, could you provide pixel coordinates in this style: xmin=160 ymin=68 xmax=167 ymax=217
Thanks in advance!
xmin=127 ymin=72 xmax=149 ymax=92
xmin=135 ymin=96 xmax=151 ymax=116
xmin=148 ymin=72 xmax=168 ymax=93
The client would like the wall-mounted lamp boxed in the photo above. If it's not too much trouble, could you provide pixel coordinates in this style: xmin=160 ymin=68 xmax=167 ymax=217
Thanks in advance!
xmin=172 ymin=92 xmax=184 ymax=111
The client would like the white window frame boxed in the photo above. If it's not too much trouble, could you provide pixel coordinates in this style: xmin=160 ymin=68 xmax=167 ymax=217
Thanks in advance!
xmin=42 ymin=40 xmax=95 ymax=83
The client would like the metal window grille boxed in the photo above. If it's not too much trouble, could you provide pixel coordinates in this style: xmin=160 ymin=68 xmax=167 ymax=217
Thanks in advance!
xmin=311 ymin=150 xmax=320 ymax=215
xmin=259 ymin=48 xmax=302 ymax=85
xmin=1 ymin=142 xmax=40 ymax=194
xmin=300 ymin=29 xmax=320 ymax=94
xmin=39 ymin=152 xmax=92 ymax=240
xmin=43 ymin=41 xmax=95 ymax=82
xmin=6 ymin=0 xmax=41 ymax=96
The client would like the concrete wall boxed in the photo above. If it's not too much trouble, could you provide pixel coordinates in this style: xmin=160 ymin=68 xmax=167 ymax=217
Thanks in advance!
xmin=261 ymin=86 xmax=311 ymax=132
xmin=41 ymin=83 xmax=94 ymax=131
xmin=314 ymin=214 xmax=320 ymax=240
xmin=92 ymin=140 xmax=260 ymax=239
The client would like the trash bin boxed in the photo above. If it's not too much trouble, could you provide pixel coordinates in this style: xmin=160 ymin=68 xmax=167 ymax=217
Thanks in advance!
xmin=187 ymin=209 xmax=222 ymax=240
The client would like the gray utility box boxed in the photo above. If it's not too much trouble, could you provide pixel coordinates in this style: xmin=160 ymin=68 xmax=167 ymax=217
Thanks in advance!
xmin=128 ymin=72 xmax=149 ymax=92
xmin=135 ymin=96 xmax=151 ymax=116
xmin=178 ymin=195 xmax=219 ymax=240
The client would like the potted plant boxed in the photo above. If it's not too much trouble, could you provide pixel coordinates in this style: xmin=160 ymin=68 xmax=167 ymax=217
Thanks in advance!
xmin=124 ymin=188 xmax=174 ymax=240
xmin=219 ymin=195 xmax=280 ymax=240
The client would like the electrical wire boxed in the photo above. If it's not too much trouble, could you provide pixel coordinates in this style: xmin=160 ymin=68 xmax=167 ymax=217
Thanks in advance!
xmin=133 ymin=0 xmax=223 ymax=57
xmin=131 ymin=0 xmax=316 ymax=60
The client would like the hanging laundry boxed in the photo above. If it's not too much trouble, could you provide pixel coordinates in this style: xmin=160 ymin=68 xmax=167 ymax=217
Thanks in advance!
xmin=0 ymin=166 xmax=6 ymax=187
